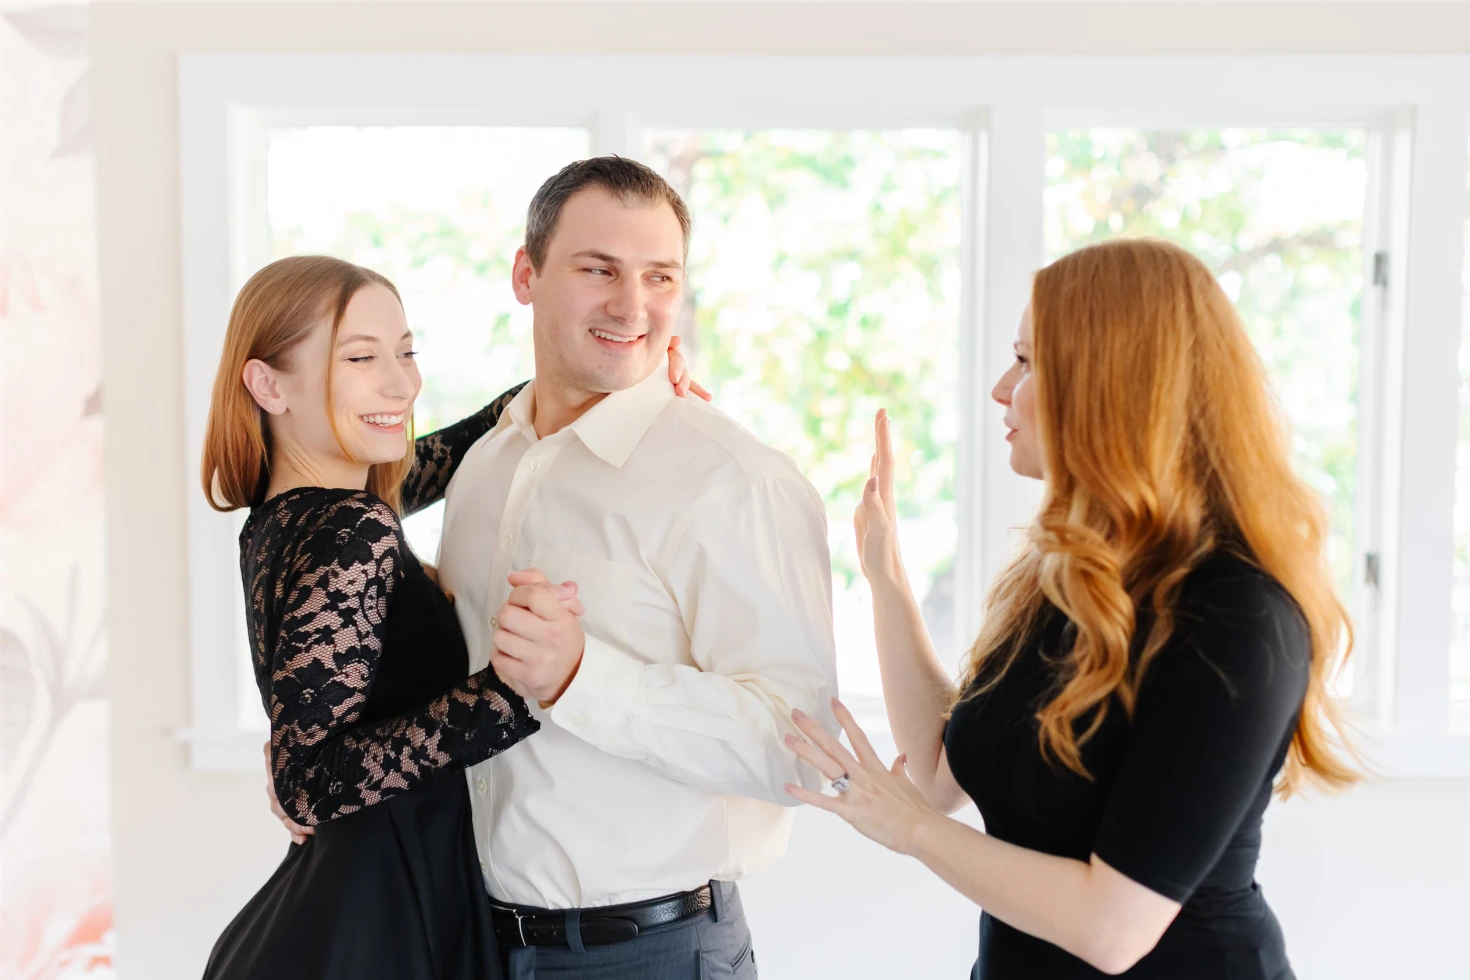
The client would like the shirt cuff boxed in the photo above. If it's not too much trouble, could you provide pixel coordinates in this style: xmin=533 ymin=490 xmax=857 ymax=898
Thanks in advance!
xmin=549 ymin=633 xmax=644 ymax=746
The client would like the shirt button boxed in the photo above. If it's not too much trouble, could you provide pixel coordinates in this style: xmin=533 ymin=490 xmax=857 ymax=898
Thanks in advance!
xmin=480 ymin=859 xmax=488 ymax=873
xmin=530 ymin=459 xmax=541 ymax=472
xmin=572 ymin=712 xmax=589 ymax=727
xmin=501 ymin=534 xmax=513 ymax=550
xmin=477 ymin=777 xmax=488 ymax=795
xmin=489 ymin=615 xmax=499 ymax=632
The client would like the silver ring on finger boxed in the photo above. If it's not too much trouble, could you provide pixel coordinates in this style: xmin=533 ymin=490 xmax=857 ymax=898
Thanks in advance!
xmin=831 ymin=773 xmax=851 ymax=794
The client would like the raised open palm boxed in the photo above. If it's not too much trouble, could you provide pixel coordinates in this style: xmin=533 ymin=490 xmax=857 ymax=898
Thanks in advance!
xmin=854 ymin=409 xmax=906 ymax=586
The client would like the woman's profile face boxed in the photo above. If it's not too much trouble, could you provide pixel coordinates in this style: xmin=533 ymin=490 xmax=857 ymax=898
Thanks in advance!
xmin=251 ymin=284 xmax=422 ymax=476
xmin=991 ymin=306 xmax=1042 ymax=480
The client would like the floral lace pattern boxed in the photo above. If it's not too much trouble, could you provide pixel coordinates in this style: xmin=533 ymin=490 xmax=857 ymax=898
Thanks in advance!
xmin=242 ymin=386 xmax=534 ymax=825
xmin=401 ymin=382 xmax=527 ymax=515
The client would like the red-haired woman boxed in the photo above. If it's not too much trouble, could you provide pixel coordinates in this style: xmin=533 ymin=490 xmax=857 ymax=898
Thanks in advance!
xmin=200 ymin=255 xmax=700 ymax=980
xmin=784 ymin=239 xmax=1358 ymax=979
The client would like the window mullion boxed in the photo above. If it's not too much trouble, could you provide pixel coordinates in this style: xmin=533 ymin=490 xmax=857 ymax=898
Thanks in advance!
xmin=954 ymin=124 xmax=987 ymax=660
xmin=593 ymin=109 xmax=639 ymax=160
xmin=1347 ymin=120 xmax=1399 ymax=724
xmin=1391 ymin=91 xmax=1468 ymax=733
xmin=974 ymin=104 xmax=1046 ymax=608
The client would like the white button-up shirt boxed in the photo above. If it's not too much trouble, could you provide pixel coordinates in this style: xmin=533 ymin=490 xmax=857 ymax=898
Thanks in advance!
xmin=437 ymin=358 xmax=839 ymax=909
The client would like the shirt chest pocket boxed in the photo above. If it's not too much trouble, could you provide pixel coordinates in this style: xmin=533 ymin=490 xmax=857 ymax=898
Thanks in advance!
xmin=528 ymin=545 xmax=635 ymax=652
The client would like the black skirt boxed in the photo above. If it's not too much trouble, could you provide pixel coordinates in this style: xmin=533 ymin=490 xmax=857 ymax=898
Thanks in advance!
xmin=203 ymin=770 xmax=499 ymax=980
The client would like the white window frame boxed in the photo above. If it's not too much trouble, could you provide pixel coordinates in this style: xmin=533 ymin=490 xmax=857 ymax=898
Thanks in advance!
xmin=177 ymin=53 xmax=1469 ymax=776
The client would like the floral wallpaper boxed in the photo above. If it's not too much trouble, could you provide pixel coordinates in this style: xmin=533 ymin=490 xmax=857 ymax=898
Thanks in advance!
xmin=1 ymin=3 xmax=114 ymax=978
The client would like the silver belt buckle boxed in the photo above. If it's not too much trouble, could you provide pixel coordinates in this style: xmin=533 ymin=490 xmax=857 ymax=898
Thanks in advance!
xmin=491 ymin=902 xmax=532 ymax=947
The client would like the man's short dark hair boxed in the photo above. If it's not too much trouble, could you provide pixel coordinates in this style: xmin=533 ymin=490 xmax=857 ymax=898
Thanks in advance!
xmin=524 ymin=156 xmax=692 ymax=271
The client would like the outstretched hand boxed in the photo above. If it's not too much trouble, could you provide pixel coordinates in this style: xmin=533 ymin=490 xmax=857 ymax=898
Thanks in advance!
xmin=783 ymin=697 xmax=940 ymax=857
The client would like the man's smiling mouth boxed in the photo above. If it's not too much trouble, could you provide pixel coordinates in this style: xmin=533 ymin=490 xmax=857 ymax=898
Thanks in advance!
xmin=591 ymin=328 xmax=644 ymax=344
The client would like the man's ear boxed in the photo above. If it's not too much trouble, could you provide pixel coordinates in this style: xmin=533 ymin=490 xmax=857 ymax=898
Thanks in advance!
xmin=511 ymin=246 xmax=535 ymax=307
xmin=242 ymin=359 xmax=288 ymax=416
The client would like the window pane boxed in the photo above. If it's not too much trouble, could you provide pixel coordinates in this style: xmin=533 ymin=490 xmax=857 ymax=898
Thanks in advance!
xmin=1452 ymin=147 xmax=1470 ymax=732
xmin=1045 ymin=128 xmax=1367 ymax=691
xmin=265 ymin=125 xmax=590 ymax=561
xmin=644 ymin=130 xmax=964 ymax=708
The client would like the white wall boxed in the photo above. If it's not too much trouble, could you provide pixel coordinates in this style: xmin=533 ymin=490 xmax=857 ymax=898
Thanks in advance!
xmin=741 ymin=778 xmax=1470 ymax=979
xmin=93 ymin=4 xmax=1470 ymax=979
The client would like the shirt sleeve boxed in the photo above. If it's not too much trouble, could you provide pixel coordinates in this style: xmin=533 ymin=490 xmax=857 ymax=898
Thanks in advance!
xmin=269 ymin=494 xmax=538 ymax=825
xmin=548 ymin=475 xmax=841 ymax=805
xmin=400 ymin=381 xmax=528 ymax=516
xmin=1090 ymin=567 xmax=1311 ymax=903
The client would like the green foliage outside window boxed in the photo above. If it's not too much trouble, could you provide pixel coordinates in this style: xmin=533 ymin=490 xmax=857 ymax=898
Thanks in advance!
xmin=646 ymin=130 xmax=964 ymax=668
xmin=266 ymin=125 xmax=1371 ymax=699
xmin=1046 ymin=128 xmax=1368 ymax=611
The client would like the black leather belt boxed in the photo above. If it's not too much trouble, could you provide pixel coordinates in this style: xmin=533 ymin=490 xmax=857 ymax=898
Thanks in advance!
xmin=490 ymin=885 xmax=713 ymax=948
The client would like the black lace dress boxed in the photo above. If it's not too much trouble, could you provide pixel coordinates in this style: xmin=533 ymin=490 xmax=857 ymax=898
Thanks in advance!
xmin=203 ymin=385 xmax=536 ymax=980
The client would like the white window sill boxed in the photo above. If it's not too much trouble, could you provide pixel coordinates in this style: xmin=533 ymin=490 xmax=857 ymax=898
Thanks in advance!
xmin=176 ymin=722 xmax=1468 ymax=780
xmin=1353 ymin=731 xmax=1470 ymax=779
xmin=175 ymin=727 xmax=269 ymax=772
xmin=845 ymin=701 xmax=1469 ymax=780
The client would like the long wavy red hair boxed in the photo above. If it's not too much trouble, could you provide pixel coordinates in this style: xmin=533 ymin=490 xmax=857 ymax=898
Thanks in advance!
xmin=959 ymin=239 xmax=1358 ymax=796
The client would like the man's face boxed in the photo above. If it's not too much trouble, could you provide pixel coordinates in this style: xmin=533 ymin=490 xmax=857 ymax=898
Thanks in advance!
xmin=513 ymin=187 xmax=685 ymax=395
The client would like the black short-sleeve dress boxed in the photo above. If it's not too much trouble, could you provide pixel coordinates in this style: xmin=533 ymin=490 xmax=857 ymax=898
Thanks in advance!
xmin=203 ymin=385 xmax=536 ymax=980
xmin=944 ymin=551 xmax=1311 ymax=980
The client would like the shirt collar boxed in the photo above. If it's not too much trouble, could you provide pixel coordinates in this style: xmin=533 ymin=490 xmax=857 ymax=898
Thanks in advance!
xmin=500 ymin=355 xmax=676 ymax=469
xmin=569 ymin=355 xmax=676 ymax=468
xmin=501 ymin=380 xmax=540 ymax=444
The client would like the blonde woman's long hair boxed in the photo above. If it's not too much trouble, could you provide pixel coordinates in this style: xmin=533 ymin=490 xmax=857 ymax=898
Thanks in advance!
xmin=201 ymin=255 xmax=412 ymax=513
xmin=958 ymin=239 xmax=1358 ymax=796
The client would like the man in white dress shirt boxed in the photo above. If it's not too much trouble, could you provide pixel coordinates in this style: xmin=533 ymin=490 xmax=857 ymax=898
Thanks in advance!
xmin=435 ymin=157 xmax=840 ymax=978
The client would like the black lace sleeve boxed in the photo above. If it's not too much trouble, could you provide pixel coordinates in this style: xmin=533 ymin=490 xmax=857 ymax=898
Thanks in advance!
xmin=401 ymin=382 xmax=529 ymax=516
xmin=267 ymin=493 xmax=538 ymax=825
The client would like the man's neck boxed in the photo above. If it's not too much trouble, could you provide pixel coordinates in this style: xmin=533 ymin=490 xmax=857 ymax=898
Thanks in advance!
xmin=530 ymin=379 xmax=611 ymax=440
